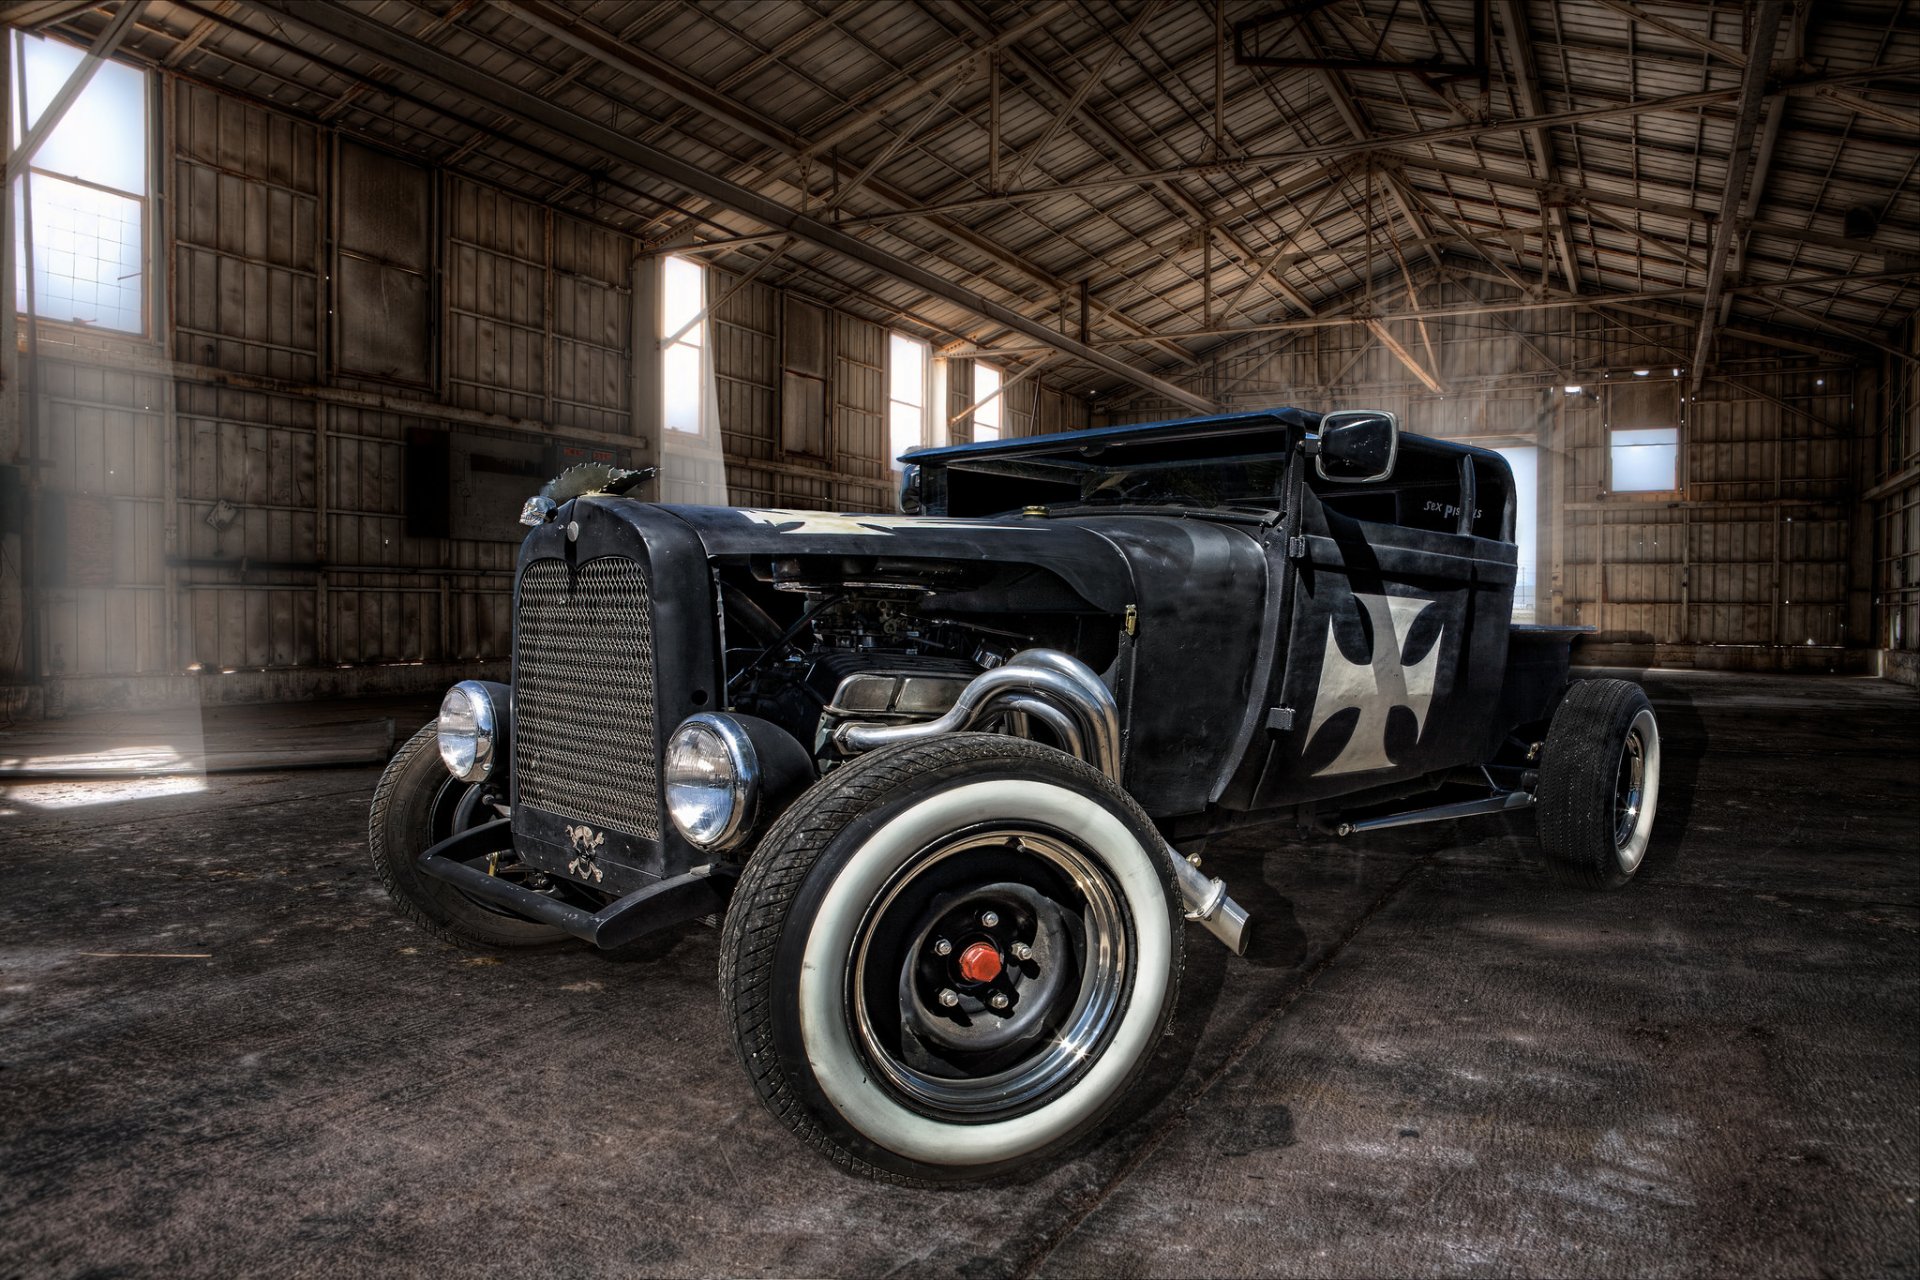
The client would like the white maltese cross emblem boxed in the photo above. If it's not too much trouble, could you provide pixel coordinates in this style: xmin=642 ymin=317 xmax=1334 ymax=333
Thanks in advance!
xmin=1305 ymin=594 xmax=1443 ymax=776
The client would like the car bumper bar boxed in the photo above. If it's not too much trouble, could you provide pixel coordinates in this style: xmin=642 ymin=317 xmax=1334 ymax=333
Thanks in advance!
xmin=416 ymin=819 xmax=734 ymax=949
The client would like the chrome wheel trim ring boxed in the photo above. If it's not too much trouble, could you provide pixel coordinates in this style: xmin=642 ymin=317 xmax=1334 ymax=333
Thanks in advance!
xmin=850 ymin=827 xmax=1129 ymax=1119
xmin=1612 ymin=707 xmax=1661 ymax=873
xmin=794 ymin=779 xmax=1175 ymax=1167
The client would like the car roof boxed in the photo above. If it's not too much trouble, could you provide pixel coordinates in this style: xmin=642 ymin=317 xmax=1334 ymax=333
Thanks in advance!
xmin=902 ymin=407 xmax=1323 ymax=467
xmin=900 ymin=405 xmax=1501 ymax=471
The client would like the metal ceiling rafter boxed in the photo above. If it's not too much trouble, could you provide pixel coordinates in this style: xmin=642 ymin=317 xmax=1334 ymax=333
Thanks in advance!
xmin=773 ymin=0 xmax=1218 ymax=354
xmin=155 ymin=0 xmax=740 ymax=239
xmin=1591 ymin=2 xmax=1918 ymax=133
xmin=1570 ymin=191 xmax=1911 ymax=359
xmin=654 ymin=63 xmax=1919 ymax=249
xmin=944 ymin=0 xmax=1318 ymax=318
xmin=1688 ymin=0 xmax=1787 ymax=397
xmin=1002 ymin=0 xmax=1161 ymax=190
xmin=1590 ymin=0 xmax=1750 ymax=68
xmin=0 ymin=0 xmax=96 ymax=32
xmin=161 ymin=0 xmax=236 ymax=69
xmin=1721 ymin=4 xmax=1809 ymax=336
xmin=1492 ymin=0 xmax=1580 ymax=293
xmin=1128 ymin=1 xmax=1393 ymax=320
xmin=1306 ymin=49 xmax=1447 ymax=278
xmin=494 ymin=0 xmax=1206 ymax=370
xmin=1058 ymin=265 xmax=1920 ymax=342
xmin=256 ymin=0 xmax=1220 ymax=412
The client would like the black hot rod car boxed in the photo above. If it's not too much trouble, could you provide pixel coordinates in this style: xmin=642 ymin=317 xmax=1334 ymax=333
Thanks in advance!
xmin=370 ymin=407 xmax=1661 ymax=1183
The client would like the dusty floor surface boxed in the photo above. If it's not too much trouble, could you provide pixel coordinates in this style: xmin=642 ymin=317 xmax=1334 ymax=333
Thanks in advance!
xmin=1 ymin=671 xmax=1915 ymax=1278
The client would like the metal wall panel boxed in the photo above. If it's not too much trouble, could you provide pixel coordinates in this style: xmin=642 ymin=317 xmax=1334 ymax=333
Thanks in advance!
xmin=171 ymin=81 xmax=320 ymax=383
xmin=714 ymin=267 xmax=778 ymax=466
xmin=32 ymin=356 xmax=170 ymax=677
xmin=550 ymin=214 xmax=631 ymax=435
xmin=445 ymin=178 xmax=547 ymax=421
xmin=946 ymin=358 xmax=974 ymax=447
xmin=334 ymin=140 xmax=432 ymax=385
xmin=826 ymin=311 xmax=890 ymax=511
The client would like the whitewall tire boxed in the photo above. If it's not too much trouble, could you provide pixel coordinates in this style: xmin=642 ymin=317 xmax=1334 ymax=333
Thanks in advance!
xmin=718 ymin=734 xmax=1184 ymax=1183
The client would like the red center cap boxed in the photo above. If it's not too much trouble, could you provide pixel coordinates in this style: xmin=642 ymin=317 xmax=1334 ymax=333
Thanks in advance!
xmin=957 ymin=941 xmax=1002 ymax=984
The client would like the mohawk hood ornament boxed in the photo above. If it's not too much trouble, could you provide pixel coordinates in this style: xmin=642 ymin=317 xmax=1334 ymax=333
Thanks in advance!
xmin=521 ymin=462 xmax=657 ymax=525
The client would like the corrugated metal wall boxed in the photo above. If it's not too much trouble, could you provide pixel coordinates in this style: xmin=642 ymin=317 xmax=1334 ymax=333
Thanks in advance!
xmin=1099 ymin=278 xmax=1868 ymax=664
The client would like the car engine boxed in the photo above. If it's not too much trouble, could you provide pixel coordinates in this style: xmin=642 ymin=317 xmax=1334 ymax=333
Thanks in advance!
xmin=717 ymin=556 xmax=1098 ymax=764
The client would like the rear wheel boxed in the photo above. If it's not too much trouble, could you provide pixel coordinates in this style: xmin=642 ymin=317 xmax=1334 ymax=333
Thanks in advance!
xmin=718 ymin=734 xmax=1184 ymax=1183
xmin=368 ymin=722 xmax=569 ymax=948
xmin=1534 ymin=679 xmax=1661 ymax=889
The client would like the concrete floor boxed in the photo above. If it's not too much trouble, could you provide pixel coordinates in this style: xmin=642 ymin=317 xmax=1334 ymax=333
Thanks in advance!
xmin=1 ymin=671 xmax=1915 ymax=1277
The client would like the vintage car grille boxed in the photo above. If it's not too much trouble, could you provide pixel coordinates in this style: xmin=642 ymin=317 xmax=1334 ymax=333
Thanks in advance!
xmin=513 ymin=556 xmax=661 ymax=840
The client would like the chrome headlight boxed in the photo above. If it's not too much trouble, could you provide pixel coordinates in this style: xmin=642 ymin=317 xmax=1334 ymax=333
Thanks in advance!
xmin=664 ymin=713 xmax=759 ymax=850
xmin=437 ymin=680 xmax=502 ymax=782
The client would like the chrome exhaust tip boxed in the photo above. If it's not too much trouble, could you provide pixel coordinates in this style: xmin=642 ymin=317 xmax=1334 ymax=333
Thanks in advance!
xmin=1167 ymin=847 xmax=1254 ymax=957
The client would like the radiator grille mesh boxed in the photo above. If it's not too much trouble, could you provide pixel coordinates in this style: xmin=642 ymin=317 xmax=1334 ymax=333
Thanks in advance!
xmin=513 ymin=556 xmax=660 ymax=840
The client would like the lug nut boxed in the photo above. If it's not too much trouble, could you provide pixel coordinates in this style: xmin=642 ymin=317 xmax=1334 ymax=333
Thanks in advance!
xmin=981 ymin=910 xmax=1000 ymax=928
xmin=988 ymin=992 xmax=1010 ymax=1010
xmin=933 ymin=938 xmax=953 ymax=956
xmin=1011 ymin=941 xmax=1034 ymax=962
xmin=937 ymin=988 xmax=959 ymax=1008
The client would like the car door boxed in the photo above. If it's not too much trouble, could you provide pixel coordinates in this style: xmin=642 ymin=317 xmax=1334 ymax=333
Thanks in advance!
xmin=1241 ymin=444 xmax=1520 ymax=808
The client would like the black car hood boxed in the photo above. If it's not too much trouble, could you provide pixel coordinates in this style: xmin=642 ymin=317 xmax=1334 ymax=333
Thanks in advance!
xmin=648 ymin=503 xmax=1138 ymax=615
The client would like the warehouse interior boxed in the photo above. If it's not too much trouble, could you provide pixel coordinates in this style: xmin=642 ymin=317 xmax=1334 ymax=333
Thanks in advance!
xmin=1 ymin=0 xmax=1916 ymax=1274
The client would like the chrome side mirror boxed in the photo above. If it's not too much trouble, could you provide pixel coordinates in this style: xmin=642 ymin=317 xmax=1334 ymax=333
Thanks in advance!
xmin=1314 ymin=410 xmax=1399 ymax=484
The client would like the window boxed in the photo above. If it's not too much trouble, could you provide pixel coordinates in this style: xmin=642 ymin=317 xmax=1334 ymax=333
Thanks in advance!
xmin=889 ymin=332 xmax=929 ymax=471
xmin=973 ymin=362 xmax=1003 ymax=442
xmin=10 ymin=32 xmax=149 ymax=334
xmin=661 ymin=255 xmax=706 ymax=435
xmin=1610 ymin=426 xmax=1679 ymax=493
xmin=1492 ymin=446 xmax=1539 ymax=622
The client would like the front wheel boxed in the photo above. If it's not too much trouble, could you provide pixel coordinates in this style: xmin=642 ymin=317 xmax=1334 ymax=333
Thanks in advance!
xmin=368 ymin=722 xmax=569 ymax=949
xmin=718 ymin=734 xmax=1184 ymax=1184
xmin=1534 ymin=679 xmax=1662 ymax=889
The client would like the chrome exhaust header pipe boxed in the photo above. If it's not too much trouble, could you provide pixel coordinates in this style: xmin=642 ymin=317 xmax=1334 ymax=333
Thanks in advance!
xmin=1167 ymin=848 xmax=1253 ymax=956
xmin=832 ymin=649 xmax=1122 ymax=781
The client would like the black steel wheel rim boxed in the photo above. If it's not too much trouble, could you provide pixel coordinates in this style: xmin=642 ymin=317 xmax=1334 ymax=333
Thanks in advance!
xmin=848 ymin=825 xmax=1134 ymax=1122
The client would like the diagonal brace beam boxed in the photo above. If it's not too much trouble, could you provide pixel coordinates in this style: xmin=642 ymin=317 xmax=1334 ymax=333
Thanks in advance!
xmin=5 ymin=0 xmax=142 ymax=187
